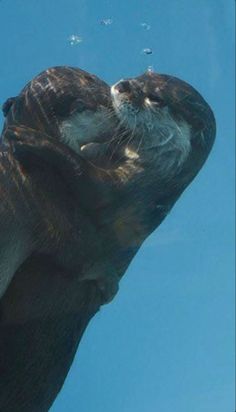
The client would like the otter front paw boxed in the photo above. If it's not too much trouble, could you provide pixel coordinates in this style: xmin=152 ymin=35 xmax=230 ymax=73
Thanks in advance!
xmin=97 ymin=274 xmax=119 ymax=304
xmin=81 ymin=261 xmax=120 ymax=304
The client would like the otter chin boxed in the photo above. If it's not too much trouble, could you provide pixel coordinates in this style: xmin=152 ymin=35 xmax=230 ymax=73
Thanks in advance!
xmin=0 ymin=66 xmax=216 ymax=412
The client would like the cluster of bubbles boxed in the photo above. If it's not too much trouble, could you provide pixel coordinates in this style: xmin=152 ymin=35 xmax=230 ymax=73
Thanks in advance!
xmin=68 ymin=35 xmax=83 ymax=46
xmin=68 ymin=18 xmax=114 ymax=47
xmin=100 ymin=18 xmax=113 ymax=26
xmin=68 ymin=19 xmax=153 ymax=71
xmin=140 ymin=22 xmax=152 ymax=56
xmin=140 ymin=22 xmax=151 ymax=31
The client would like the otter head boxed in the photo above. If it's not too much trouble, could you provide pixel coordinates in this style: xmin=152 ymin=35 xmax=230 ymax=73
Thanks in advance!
xmin=110 ymin=71 xmax=216 ymax=182
xmin=2 ymin=66 xmax=119 ymax=151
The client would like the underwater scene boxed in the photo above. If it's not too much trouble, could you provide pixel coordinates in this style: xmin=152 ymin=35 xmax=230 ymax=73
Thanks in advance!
xmin=0 ymin=1 xmax=234 ymax=411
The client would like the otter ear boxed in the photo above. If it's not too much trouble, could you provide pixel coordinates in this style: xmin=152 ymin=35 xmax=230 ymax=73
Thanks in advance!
xmin=2 ymin=97 xmax=17 ymax=117
xmin=3 ymin=125 xmax=85 ymax=178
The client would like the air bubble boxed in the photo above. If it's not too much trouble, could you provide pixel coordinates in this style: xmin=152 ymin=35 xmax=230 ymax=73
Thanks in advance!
xmin=142 ymin=48 xmax=153 ymax=55
xmin=100 ymin=18 xmax=113 ymax=26
xmin=141 ymin=22 xmax=151 ymax=31
xmin=68 ymin=35 xmax=83 ymax=46
xmin=147 ymin=65 xmax=154 ymax=73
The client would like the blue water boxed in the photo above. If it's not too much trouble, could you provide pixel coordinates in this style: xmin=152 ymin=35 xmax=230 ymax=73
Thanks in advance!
xmin=0 ymin=1 xmax=234 ymax=411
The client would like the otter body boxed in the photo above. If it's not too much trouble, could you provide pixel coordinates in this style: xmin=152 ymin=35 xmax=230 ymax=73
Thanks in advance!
xmin=0 ymin=66 xmax=216 ymax=411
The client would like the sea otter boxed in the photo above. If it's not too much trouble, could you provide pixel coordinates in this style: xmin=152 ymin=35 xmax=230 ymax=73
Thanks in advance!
xmin=0 ymin=66 xmax=216 ymax=411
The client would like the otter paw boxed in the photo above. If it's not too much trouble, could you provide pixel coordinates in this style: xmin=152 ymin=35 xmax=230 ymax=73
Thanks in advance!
xmin=97 ymin=275 xmax=119 ymax=304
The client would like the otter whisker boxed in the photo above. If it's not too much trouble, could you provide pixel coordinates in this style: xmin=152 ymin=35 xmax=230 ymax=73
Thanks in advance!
xmin=106 ymin=125 xmax=127 ymax=150
xmin=136 ymin=128 xmax=145 ymax=154
xmin=108 ymin=115 xmax=137 ymax=164
xmin=158 ymin=130 xmax=175 ymax=147
xmin=93 ymin=108 xmax=116 ymax=125
xmin=124 ymin=113 xmax=137 ymax=148
xmin=107 ymin=129 xmax=128 ymax=163
xmin=105 ymin=118 xmax=128 ymax=154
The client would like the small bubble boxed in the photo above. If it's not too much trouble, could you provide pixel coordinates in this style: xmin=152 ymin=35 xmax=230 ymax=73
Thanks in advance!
xmin=142 ymin=48 xmax=153 ymax=55
xmin=141 ymin=22 xmax=151 ymax=31
xmin=100 ymin=18 xmax=113 ymax=26
xmin=68 ymin=35 xmax=83 ymax=46
xmin=147 ymin=65 xmax=154 ymax=73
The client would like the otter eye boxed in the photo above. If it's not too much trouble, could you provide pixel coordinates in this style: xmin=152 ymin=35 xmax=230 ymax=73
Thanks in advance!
xmin=147 ymin=93 xmax=165 ymax=106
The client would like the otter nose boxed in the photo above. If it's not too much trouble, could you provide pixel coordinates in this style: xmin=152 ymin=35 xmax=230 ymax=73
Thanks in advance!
xmin=115 ymin=80 xmax=131 ymax=94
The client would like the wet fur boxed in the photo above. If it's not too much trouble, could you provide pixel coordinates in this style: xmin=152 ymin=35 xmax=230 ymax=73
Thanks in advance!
xmin=0 ymin=67 xmax=216 ymax=412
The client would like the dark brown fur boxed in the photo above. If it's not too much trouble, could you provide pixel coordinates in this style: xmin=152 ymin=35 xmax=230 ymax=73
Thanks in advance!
xmin=3 ymin=67 xmax=114 ymax=140
xmin=0 ymin=67 xmax=216 ymax=411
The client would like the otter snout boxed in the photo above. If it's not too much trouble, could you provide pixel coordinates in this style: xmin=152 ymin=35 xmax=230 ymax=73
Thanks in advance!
xmin=111 ymin=79 xmax=144 ymax=109
xmin=113 ymin=80 xmax=132 ymax=94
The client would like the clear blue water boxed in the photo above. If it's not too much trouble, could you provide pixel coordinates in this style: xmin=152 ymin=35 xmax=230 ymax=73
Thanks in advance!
xmin=0 ymin=1 xmax=234 ymax=411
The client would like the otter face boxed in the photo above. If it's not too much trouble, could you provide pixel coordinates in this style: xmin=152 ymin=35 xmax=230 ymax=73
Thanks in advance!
xmin=2 ymin=66 xmax=120 ymax=155
xmin=110 ymin=71 xmax=216 ymax=180
xmin=111 ymin=73 xmax=192 ymax=177
xmin=59 ymin=106 xmax=117 ymax=151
